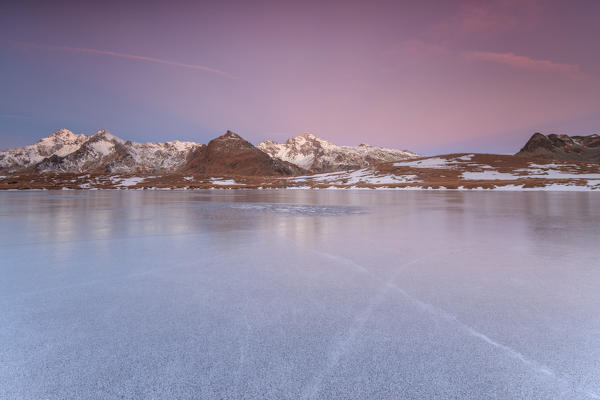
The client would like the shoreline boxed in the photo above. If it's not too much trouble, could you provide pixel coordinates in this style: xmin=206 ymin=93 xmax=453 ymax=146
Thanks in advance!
xmin=2 ymin=154 xmax=599 ymax=192
xmin=2 ymin=185 xmax=599 ymax=192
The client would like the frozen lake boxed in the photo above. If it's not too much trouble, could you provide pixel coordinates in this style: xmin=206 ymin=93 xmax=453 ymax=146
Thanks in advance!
xmin=1 ymin=190 xmax=599 ymax=399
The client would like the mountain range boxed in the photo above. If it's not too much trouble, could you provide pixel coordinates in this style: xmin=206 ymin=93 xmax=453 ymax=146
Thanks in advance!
xmin=2 ymin=129 xmax=599 ymax=183
xmin=0 ymin=129 xmax=419 ymax=175
xmin=0 ymin=128 xmax=200 ymax=174
xmin=1 ymin=129 xmax=599 ymax=191
xmin=257 ymin=133 xmax=419 ymax=172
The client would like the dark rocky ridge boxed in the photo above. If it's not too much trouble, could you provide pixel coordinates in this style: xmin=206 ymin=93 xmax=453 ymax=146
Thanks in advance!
xmin=516 ymin=132 xmax=600 ymax=162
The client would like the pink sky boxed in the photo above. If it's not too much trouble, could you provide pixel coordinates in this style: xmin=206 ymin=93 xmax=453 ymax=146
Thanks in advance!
xmin=1 ymin=0 xmax=599 ymax=154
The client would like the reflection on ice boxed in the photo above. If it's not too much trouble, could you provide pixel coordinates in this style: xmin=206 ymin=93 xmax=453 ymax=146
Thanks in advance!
xmin=229 ymin=203 xmax=365 ymax=216
xmin=1 ymin=190 xmax=599 ymax=399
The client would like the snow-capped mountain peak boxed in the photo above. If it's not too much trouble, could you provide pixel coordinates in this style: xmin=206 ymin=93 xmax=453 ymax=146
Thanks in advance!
xmin=37 ymin=129 xmax=88 ymax=149
xmin=0 ymin=128 xmax=203 ymax=174
xmin=0 ymin=129 xmax=90 ymax=172
xmin=90 ymin=129 xmax=125 ymax=144
xmin=284 ymin=132 xmax=332 ymax=147
xmin=258 ymin=133 xmax=420 ymax=172
xmin=46 ymin=128 xmax=80 ymax=140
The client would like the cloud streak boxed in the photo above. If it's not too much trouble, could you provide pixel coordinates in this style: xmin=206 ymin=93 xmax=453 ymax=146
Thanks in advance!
xmin=465 ymin=51 xmax=581 ymax=75
xmin=430 ymin=0 xmax=541 ymax=39
xmin=19 ymin=42 xmax=238 ymax=79
xmin=0 ymin=114 xmax=30 ymax=120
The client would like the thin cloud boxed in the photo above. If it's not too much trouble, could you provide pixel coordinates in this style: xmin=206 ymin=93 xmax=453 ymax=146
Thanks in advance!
xmin=429 ymin=0 xmax=541 ymax=40
xmin=387 ymin=39 xmax=449 ymax=59
xmin=19 ymin=42 xmax=238 ymax=79
xmin=465 ymin=51 xmax=581 ymax=75
xmin=0 ymin=114 xmax=30 ymax=119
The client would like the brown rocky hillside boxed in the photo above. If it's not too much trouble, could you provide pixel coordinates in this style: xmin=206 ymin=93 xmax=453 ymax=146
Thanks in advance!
xmin=516 ymin=132 xmax=600 ymax=162
xmin=178 ymin=131 xmax=305 ymax=176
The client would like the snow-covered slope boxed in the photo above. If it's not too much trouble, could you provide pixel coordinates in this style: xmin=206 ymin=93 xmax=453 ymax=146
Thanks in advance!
xmin=258 ymin=133 xmax=419 ymax=172
xmin=0 ymin=129 xmax=201 ymax=173
xmin=0 ymin=129 xmax=88 ymax=172
xmin=283 ymin=154 xmax=600 ymax=191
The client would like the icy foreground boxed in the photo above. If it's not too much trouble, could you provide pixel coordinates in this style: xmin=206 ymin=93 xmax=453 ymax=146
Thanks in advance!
xmin=1 ymin=190 xmax=599 ymax=399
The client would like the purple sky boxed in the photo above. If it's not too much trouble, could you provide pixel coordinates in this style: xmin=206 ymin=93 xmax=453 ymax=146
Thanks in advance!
xmin=1 ymin=0 xmax=599 ymax=155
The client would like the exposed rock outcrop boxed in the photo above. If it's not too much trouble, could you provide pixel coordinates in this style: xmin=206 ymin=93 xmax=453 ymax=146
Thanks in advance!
xmin=516 ymin=132 xmax=600 ymax=162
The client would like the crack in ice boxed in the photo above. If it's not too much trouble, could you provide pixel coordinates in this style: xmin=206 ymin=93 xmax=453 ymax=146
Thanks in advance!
xmin=304 ymin=250 xmax=600 ymax=400
xmin=234 ymin=308 xmax=251 ymax=397
xmin=300 ymin=253 xmax=423 ymax=400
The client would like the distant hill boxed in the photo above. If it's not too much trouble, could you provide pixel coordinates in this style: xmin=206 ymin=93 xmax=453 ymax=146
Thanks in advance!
xmin=178 ymin=131 xmax=304 ymax=176
xmin=516 ymin=132 xmax=600 ymax=162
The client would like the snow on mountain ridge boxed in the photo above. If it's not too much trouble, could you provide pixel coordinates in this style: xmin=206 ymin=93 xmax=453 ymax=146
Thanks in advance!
xmin=89 ymin=129 xmax=126 ymax=144
xmin=258 ymin=133 xmax=420 ymax=172
xmin=0 ymin=129 xmax=90 ymax=172
xmin=0 ymin=129 xmax=203 ymax=173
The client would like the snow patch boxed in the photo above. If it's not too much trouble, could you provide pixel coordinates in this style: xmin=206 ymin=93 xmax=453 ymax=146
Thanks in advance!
xmin=528 ymin=163 xmax=562 ymax=169
xmin=587 ymin=179 xmax=600 ymax=187
xmin=89 ymin=140 xmax=115 ymax=156
xmin=462 ymin=171 xmax=518 ymax=180
xmin=119 ymin=177 xmax=145 ymax=187
xmin=515 ymin=169 xmax=600 ymax=180
xmin=210 ymin=178 xmax=239 ymax=186
xmin=394 ymin=157 xmax=452 ymax=169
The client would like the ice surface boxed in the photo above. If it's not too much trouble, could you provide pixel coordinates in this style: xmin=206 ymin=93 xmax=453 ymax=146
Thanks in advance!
xmin=1 ymin=190 xmax=600 ymax=399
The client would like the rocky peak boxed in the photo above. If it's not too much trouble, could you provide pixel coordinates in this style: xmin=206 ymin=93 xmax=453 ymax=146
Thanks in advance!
xmin=30 ymin=129 xmax=90 ymax=160
xmin=286 ymin=133 xmax=305 ymax=144
xmin=519 ymin=132 xmax=553 ymax=153
xmin=285 ymin=133 xmax=333 ymax=149
xmin=89 ymin=129 xmax=125 ymax=144
xmin=517 ymin=132 xmax=600 ymax=162
xmin=48 ymin=128 xmax=76 ymax=139
xmin=221 ymin=130 xmax=243 ymax=140
xmin=180 ymin=131 xmax=304 ymax=176
xmin=42 ymin=129 xmax=86 ymax=145
xmin=208 ymin=130 xmax=254 ymax=152
xmin=298 ymin=132 xmax=317 ymax=141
